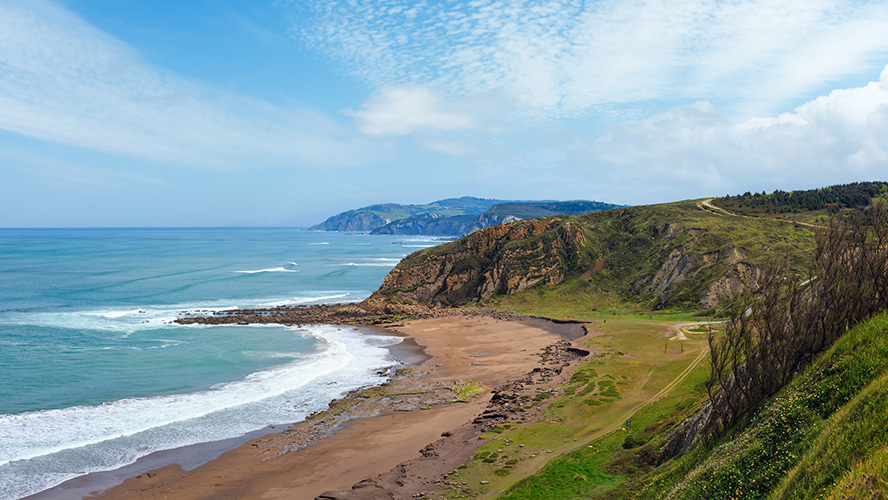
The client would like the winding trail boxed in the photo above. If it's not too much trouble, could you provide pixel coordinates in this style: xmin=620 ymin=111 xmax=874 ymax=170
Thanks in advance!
xmin=697 ymin=198 xmax=823 ymax=228
xmin=635 ymin=345 xmax=709 ymax=409
xmin=698 ymin=198 xmax=738 ymax=216
xmin=669 ymin=320 xmax=726 ymax=340
xmin=482 ymin=322 xmax=711 ymax=498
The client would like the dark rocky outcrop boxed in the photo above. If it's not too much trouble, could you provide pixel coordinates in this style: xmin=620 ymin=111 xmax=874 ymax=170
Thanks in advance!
xmin=370 ymin=214 xmax=480 ymax=236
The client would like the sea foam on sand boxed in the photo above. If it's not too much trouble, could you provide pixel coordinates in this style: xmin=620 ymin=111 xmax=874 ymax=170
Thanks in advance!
xmin=0 ymin=325 xmax=400 ymax=500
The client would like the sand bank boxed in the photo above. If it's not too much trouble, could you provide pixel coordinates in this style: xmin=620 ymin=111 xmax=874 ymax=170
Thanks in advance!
xmin=88 ymin=315 xmax=586 ymax=500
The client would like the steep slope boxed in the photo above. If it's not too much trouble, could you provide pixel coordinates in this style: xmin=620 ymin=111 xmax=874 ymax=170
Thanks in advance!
xmin=367 ymin=200 xmax=815 ymax=310
xmin=368 ymin=214 xmax=482 ymax=236
xmin=633 ymin=310 xmax=888 ymax=499
xmin=309 ymin=196 xmax=506 ymax=231
xmin=370 ymin=200 xmax=624 ymax=237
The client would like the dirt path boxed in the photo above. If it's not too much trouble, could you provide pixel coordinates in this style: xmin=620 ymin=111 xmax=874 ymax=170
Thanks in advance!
xmin=668 ymin=321 xmax=725 ymax=340
xmin=479 ymin=323 xmax=711 ymax=498
xmin=698 ymin=198 xmax=822 ymax=228
xmin=636 ymin=345 xmax=709 ymax=407
xmin=698 ymin=198 xmax=738 ymax=216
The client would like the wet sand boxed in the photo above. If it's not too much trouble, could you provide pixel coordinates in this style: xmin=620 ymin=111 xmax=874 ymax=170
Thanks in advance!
xmin=86 ymin=315 xmax=584 ymax=500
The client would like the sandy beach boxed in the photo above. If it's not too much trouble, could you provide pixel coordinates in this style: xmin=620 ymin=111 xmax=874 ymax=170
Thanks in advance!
xmin=77 ymin=314 xmax=587 ymax=500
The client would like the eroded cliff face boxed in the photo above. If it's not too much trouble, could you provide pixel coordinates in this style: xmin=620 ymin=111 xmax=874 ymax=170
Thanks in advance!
xmin=631 ymin=230 xmax=763 ymax=309
xmin=365 ymin=204 xmax=808 ymax=310
xmin=367 ymin=217 xmax=589 ymax=306
xmin=310 ymin=212 xmax=391 ymax=231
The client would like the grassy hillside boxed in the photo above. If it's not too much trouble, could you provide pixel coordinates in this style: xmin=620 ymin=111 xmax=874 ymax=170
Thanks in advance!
xmin=375 ymin=183 xmax=888 ymax=314
xmin=638 ymin=309 xmax=888 ymax=499
xmin=376 ymin=200 xmax=816 ymax=312
xmin=485 ymin=310 xmax=888 ymax=500
xmin=503 ymin=200 xmax=813 ymax=311
xmin=484 ymin=201 xmax=625 ymax=219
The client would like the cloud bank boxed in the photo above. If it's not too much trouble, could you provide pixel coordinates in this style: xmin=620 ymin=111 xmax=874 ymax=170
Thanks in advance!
xmin=546 ymin=64 xmax=888 ymax=201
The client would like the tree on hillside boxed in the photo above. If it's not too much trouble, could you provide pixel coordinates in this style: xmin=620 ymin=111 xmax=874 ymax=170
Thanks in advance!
xmin=704 ymin=200 xmax=888 ymax=435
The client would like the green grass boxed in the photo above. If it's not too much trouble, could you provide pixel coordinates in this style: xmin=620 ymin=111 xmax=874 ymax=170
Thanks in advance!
xmin=772 ymin=373 xmax=888 ymax=499
xmin=438 ymin=316 xmax=711 ymax=498
xmin=451 ymin=380 xmax=485 ymax=402
xmin=498 ymin=346 xmax=710 ymax=499
xmin=633 ymin=310 xmax=888 ymax=500
xmin=823 ymin=446 xmax=888 ymax=499
xmin=477 ymin=311 xmax=888 ymax=500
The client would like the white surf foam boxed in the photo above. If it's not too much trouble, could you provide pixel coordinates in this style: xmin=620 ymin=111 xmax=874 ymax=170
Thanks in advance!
xmin=257 ymin=294 xmax=351 ymax=307
xmin=235 ymin=267 xmax=297 ymax=274
xmin=0 ymin=293 xmax=363 ymax=334
xmin=100 ymin=309 xmax=145 ymax=319
xmin=337 ymin=261 xmax=399 ymax=267
xmin=0 ymin=325 xmax=400 ymax=500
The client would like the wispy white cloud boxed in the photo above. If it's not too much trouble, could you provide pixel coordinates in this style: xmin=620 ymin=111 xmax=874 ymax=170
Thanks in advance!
xmin=287 ymin=0 xmax=888 ymax=117
xmin=0 ymin=0 xmax=379 ymax=168
xmin=552 ymin=64 xmax=888 ymax=202
xmin=347 ymin=85 xmax=479 ymax=136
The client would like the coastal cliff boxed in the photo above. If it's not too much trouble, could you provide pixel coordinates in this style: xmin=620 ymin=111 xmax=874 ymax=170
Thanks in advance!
xmin=367 ymin=200 xmax=814 ymax=310
xmin=313 ymin=198 xmax=623 ymax=236
xmin=309 ymin=210 xmax=392 ymax=231
xmin=368 ymin=217 xmax=589 ymax=305
xmin=309 ymin=197 xmax=505 ymax=232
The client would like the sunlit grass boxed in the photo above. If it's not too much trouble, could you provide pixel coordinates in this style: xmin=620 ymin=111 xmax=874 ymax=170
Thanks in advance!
xmin=635 ymin=310 xmax=888 ymax=499
xmin=438 ymin=315 xmax=710 ymax=498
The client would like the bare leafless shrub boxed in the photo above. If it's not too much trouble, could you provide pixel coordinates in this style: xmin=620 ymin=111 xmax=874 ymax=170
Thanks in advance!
xmin=705 ymin=201 xmax=888 ymax=434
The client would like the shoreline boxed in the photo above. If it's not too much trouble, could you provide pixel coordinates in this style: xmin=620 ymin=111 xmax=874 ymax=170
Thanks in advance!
xmin=80 ymin=314 xmax=587 ymax=500
xmin=23 ymin=325 xmax=429 ymax=500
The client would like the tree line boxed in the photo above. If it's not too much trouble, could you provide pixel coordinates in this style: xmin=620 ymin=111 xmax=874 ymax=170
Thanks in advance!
xmin=715 ymin=181 xmax=887 ymax=214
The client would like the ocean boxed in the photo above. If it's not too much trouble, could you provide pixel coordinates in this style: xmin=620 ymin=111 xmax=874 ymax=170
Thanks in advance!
xmin=0 ymin=228 xmax=441 ymax=500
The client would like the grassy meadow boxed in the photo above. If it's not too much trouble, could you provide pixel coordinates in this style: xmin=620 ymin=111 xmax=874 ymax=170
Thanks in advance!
xmin=439 ymin=317 xmax=714 ymax=498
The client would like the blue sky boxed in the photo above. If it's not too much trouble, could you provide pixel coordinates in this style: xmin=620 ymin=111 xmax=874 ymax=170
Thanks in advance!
xmin=2 ymin=0 xmax=888 ymax=227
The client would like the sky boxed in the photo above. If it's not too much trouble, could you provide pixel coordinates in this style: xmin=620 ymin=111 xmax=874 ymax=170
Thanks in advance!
xmin=1 ymin=0 xmax=888 ymax=227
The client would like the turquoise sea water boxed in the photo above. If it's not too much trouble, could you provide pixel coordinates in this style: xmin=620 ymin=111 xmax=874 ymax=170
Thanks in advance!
xmin=0 ymin=228 xmax=442 ymax=500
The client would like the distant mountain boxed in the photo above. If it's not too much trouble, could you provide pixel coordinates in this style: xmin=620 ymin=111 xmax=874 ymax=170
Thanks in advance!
xmin=311 ymin=198 xmax=625 ymax=236
xmin=308 ymin=197 xmax=506 ymax=232
xmin=370 ymin=200 xmax=623 ymax=237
